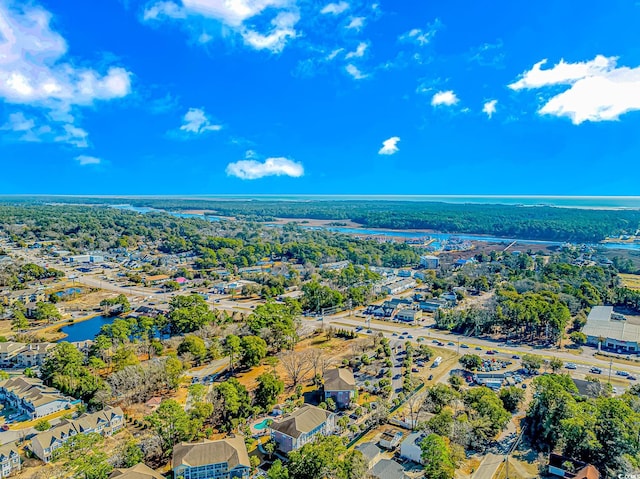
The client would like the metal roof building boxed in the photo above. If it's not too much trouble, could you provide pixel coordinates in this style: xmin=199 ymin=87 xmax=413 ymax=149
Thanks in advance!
xmin=582 ymin=306 xmax=640 ymax=352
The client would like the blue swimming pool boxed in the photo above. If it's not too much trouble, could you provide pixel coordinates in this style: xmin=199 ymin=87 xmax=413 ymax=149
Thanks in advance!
xmin=253 ymin=418 xmax=271 ymax=430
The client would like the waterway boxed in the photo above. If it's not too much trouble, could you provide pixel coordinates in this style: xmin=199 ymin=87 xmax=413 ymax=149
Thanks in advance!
xmin=110 ymin=204 xmax=640 ymax=251
xmin=58 ymin=315 xmax=115 ymax=343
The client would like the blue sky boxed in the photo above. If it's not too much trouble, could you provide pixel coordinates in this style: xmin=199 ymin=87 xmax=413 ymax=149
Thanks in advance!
xmin=1 ymin=0 xmax=640 ymax=195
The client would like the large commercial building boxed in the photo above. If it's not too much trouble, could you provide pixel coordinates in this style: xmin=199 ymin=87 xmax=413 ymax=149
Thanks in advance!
xmin=582 ymin=306 xmax=640 ymax=352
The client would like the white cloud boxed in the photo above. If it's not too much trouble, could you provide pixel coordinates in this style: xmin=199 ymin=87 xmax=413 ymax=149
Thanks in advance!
xmin=226 ymin=157 xmax=304 ymax=179
xmin=482 ymin=99 xmax=497 ymax=118
xmin=509 ymin=55 xmax=615 ymax=90
xmin=345 ymin=64 xmax=367 ymax=80
xmin=321 ymin=1 xmax=349 ymax=15
xmin=1 ymin=112 xmax=91 ymax=146
xmin=378 ymin=136 xmax=400 ymax=155
xmin=431 ymin=90 xmax=458 ymax=106
xmin=143 ymin=0 xmax=299 ymax=53
xmin=399 ymin=19 xmax=441 ymax=46
xmin=75 ymin=155 xmax=101 ymax=166
xmin=0 ymin=4 xmax=132 ymax=108
xmin=179 ymin=108 xmax=222 ymax=134
xmin=55 ymin=124 xmax=89 ymax=148
xmin=345 ymin=16 xmax=365 ymax=30
xmin=242 ymin=11 xmax=298 ymax=53
xmin=326 ymin=48 xmax=344 ymax=61
xmin=345 ymin=42 xmax=368 ymax=59
xmin=0 ymin=2 xmax=132 ymax=147
xmin=142 ymin=1 xmax=186 ymax=20
xmin=509 ymin=55 xmax=640 ymax=124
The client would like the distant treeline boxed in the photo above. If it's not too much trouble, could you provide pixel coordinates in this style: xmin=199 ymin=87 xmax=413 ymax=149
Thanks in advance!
xmin=1 ymin=197 xmax=639 ymax=242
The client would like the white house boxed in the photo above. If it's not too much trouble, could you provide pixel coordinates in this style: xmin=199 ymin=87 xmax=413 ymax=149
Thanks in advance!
xmin=270 ymin=405 xmax=335 ymax=453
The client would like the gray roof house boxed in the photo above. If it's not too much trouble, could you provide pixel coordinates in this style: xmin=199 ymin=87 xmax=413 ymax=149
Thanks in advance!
xmin=323 ymin=368 xmax=356 ymax=409
xmin=369 ymin=459 xmax=408 ymax=479
xmin=270 ymin=404 xmax=335 ymax=453
xmin=172 ymin=437 xmax=250 ymax=479
xmin=109 ymin=463 xmax=164 ymax=479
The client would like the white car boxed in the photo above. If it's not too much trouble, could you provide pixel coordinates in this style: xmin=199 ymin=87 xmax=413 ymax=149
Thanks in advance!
xmin=565 ymin=363 xmax=577 ymax=369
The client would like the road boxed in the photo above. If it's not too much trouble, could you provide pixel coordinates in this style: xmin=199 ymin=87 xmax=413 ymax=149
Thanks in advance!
xmin=472 ymin=453 xmax=504 ymax=479
xmin=302 ymin=314 xmax=640 ymax=380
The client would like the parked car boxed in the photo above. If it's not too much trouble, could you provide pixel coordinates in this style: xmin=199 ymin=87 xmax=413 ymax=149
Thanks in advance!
xmin=475 ymin=347 xmax=483 ymax=351
xmin=590 ymin=367 xmax=602 ymax=374
xmin=628 ymin=375 xmax=637 ymax=381
xmin=486 ymin=350 xmax=495 ymax=355
xmin=616 ymin=370 xmax=629 ymax=377
xmin=512 ymin=355 xmax=521 ymax=359
xmin=428 ymin=374 xmax=433 ymax=380
xmin=461 ymin=344 xmax=469 ymax=349
xmin=565 ymin=363 xmax=577 ymax=370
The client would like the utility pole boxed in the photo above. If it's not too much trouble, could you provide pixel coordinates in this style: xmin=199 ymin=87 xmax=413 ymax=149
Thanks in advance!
xmin=457 ymin=337 xmax=460 ymax=355
xmin=608 ymin=358 xmax=613 ymax=385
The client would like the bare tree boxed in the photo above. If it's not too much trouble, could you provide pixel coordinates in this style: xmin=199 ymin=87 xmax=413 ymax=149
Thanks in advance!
xmin=279 ymin=350 xmax=314 ymax=387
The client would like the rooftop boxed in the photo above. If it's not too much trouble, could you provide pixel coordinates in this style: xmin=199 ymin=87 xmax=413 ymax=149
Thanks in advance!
xmin=173 ymin=437 xmax=250 ymax=470
xmin=583 ymin=305 xmax=640 ymax=343
xmin=109 ymin=463 xmax=164 ymax=479
xmin=270 ymin=404 xmax=332 ymax=439
xmin=323 ymin=368 xmax=356 ymax=391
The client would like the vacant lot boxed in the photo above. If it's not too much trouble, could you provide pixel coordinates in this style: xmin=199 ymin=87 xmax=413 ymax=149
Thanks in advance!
xmin=620 ymin=273 xmax=640 ymax=290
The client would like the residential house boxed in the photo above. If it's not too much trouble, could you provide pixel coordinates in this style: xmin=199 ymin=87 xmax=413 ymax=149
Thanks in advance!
xmin=143 ymin=275 xmax=170 ymax=286
xmin=319 ymin=261 xmax=350 ymax=271
xmin=548 ymin=453 xmax=600 ymax=479
xmin=109 ymin=463 xmax=164 ymax=479
xmin=419 ymin=300 xmax=448 ymax=313
xmin=0 ymin=443 xmax=20 ymax=478
xmin=0 ymin=377 xmax=74 ymax=419
xmin=400 ymin=432 xmax=425 ymax=464
xmin=354 ymin=442 xmax=381 ymax=469
xmin=172 ymin=437 xmax=250 ymax=479
xmin=395 ymin=309 xmax=422 ymax=323
xmin=369 ymin=459 xmax=408 ymax=479
xmin=323 ymin=368 xmax=356 ymax=409
xmin=270 ymin=404 xmax=335 ymax=453
xmin=378 ymin=429 xmax=403 ymax=450
xmin=31 ymin=406 xmax=124 ymax=462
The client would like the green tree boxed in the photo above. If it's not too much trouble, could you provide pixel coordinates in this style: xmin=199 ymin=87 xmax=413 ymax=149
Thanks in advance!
xmin=267 ymin=459 xmax=289 ymax=479
xmin=247 ymin=301 xmax=299 ymax=351
xmin=287 ymin=436 xmax=346 ymax=479
xmin=240 ymin=335 xmax=268 ymax=367
xmin=459 ymin=354 xmax=482 ymax=371
xmin=34 ymin=419 xmax=51 ymax=431
xmin=550 ymin=357 xmax=563 ymax=373
xmin=146 ymin=399 xmax=196 ymax=453
xmin=168 ymin=294 xmax=216 ymax=334
xmin=225 ymin=334 xmax=242 ymax=371
xmin=499 ymin=386 xmax=525 ymax=413
xmin=254 ymin=372 xmax=284 ymax=410
xmin=11 ymin=310 xmax=28 ymax=331
xmin=521 ymin=354 xmax=543 ymax=371
xmin=421 ymin=434 xmax=455 ymax=479
xmin=178 ymin=335 xmax=208 ymax=364
xmin=35 ymin=302 xmax=61 ymax=322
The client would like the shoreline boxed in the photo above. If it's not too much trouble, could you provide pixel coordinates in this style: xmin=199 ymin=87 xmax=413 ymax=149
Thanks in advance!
xmin=37 ymin=312 xmax=103 ymax=342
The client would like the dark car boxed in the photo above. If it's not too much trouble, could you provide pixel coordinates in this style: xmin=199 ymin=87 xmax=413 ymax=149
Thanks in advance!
xmin=428 ymin=374 xmax=433 ymax=380
xmin=512 ymin=355 xmax=521 ymax=359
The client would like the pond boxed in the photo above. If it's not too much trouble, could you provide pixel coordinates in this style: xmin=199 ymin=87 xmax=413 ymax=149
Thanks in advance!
xmin=58 ymin=315 xmax=116 ymax=343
